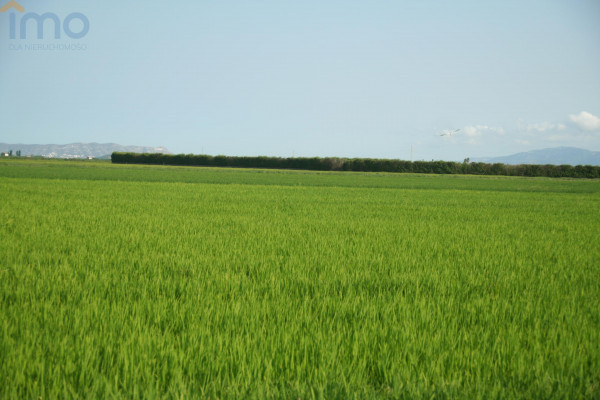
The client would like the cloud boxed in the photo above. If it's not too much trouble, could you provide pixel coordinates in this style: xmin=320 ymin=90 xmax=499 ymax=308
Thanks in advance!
xmin=463 ymin=125 xmax=505 ymax=137
xmin=463 ymin=126 xmax=481 ymax=137
xmin=568 ymin=111 xmax=600 ymax=132
xmin=518 ymin=121 xmax=566 ymax=133
xmin=458 ymin=111 xmax=600 ymax=152
xmin=459 ymin=125 xmax=505 ymax=146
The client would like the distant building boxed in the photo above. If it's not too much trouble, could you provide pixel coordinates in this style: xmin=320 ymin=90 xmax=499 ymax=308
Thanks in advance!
xmin=1 ymin=152 xmax=8 ymax=157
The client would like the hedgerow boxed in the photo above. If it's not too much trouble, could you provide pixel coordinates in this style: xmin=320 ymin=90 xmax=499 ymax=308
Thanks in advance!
xmin=112 ymin=152 xmax=600 ymax=178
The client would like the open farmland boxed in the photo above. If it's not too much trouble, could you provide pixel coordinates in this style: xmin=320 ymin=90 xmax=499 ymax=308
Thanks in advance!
xmin=1 ymin=159 xmax=599 ymax=399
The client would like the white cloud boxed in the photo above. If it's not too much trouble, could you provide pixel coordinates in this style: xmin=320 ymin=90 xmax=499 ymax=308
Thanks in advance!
xmin=459 ymin=125 xmax=505 ymax=146
xmin=518 ymin=121 xmax=566 ymax=133
xmin=459 ymin=112 xmax=600 ymax=150
xmin=463 ymin=126 xmax=481 ymax=137
xmin=463 ymin=125 xmax=504 ymax=137
xmin=568 ymin=111 xmax=600 ymax=132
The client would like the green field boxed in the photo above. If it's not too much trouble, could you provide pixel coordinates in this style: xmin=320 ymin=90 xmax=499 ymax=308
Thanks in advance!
xmin=1 ymin=159 xmax=599 ymax=399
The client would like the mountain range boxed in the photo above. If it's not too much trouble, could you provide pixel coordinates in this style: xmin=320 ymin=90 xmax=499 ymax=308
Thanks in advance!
xmin=472 ymin=147 xmax=600 ymax=166
xmin=0 ymin=143 xmax=171 ymax=159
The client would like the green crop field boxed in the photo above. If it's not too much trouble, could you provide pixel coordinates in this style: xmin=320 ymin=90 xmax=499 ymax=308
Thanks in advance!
xmin=1 ymin=159 xmax=599 ymax=399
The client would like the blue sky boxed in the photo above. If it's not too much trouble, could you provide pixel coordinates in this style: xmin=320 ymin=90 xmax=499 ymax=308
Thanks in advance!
xmin=1 ymin=0 xmax=599 ymax=160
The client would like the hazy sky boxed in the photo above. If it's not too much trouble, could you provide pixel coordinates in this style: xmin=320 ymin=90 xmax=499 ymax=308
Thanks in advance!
xmin=1 ymin=0 xmax=599 ymax=160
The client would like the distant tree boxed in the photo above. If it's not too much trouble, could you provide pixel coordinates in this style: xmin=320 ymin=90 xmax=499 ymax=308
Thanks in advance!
xmin=110 ymin=151 xmax=600 ymax=179
xmin=8 ymin=150 xmax=12 ymax=156
xmin=16 ymin=150 xmax=21 ymax=157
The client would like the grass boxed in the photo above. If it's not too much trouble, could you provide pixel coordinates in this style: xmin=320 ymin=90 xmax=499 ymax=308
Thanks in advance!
xmin=1 ymin=158 xmax=599 ymax=398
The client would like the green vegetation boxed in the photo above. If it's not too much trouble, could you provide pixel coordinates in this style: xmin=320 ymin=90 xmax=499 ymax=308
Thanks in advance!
xmin=1 ymin=158 xmax=599 ymax=398
xmin=112 ymin=151 xmax=600 ymax=178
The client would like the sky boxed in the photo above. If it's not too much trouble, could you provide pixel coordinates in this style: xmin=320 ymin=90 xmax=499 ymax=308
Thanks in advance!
xmin=1 ymin=0 xmax=599 ymax=161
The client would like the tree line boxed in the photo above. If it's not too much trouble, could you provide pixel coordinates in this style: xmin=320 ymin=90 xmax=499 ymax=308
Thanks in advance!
xmin=111 ymin=152 xmax=600 ymax=179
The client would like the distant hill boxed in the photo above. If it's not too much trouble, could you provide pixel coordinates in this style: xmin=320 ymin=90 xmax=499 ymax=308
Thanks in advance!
xmin=0 ymin=143 xmax=171 ymax=159
xmin=472 ymin=147 xmax=600 ymax=166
